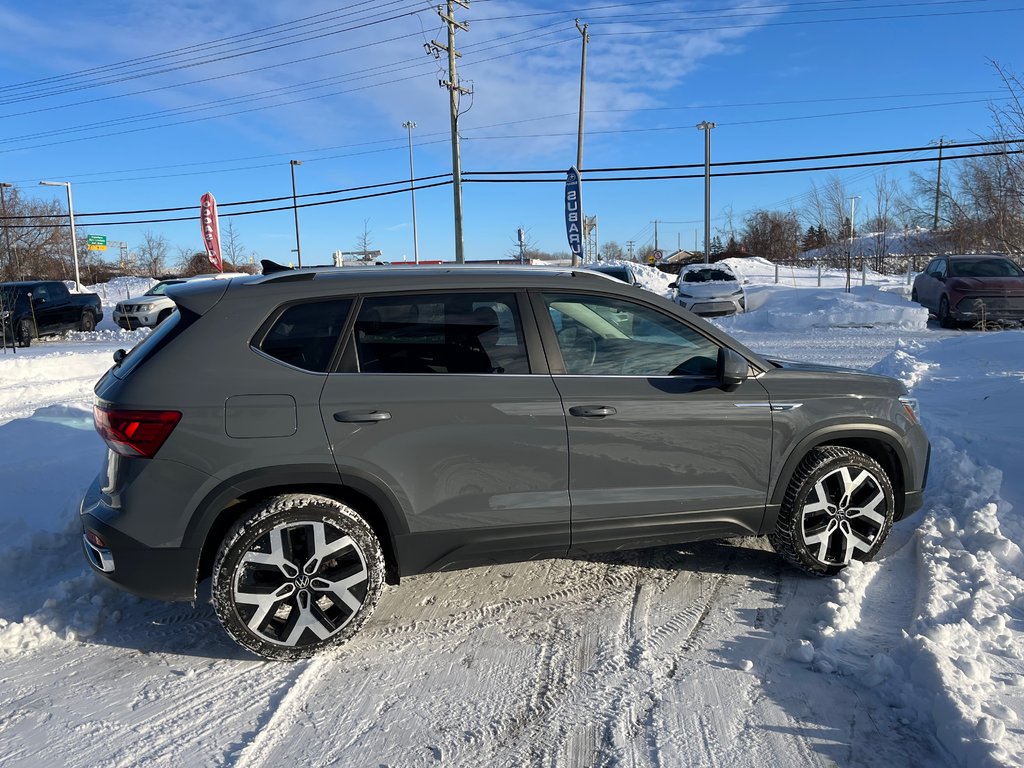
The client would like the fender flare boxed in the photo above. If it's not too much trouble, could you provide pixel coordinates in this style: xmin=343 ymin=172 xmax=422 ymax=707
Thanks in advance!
xmin=182 ymin=464 xmax=410 ymax=558
xmin=763 ymin=424 xmax=914 ymax=531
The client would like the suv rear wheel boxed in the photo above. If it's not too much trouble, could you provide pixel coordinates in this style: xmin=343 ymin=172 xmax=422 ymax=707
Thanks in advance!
xmin=769 ymin=446 xmax=895 ymax=575
xmin=212 ymin=494 xmax=386 ymax=660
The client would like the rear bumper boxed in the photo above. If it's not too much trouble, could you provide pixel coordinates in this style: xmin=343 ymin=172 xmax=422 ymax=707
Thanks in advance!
xmin=80 ymin=475 xmax=200 ymax=602
xmin=80 ymin=511 xmax=200 ymax=601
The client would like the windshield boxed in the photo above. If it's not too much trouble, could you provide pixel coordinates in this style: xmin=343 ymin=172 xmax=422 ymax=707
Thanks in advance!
xmin=680 ymin=268 xmax=736 ymax=283
xmin=144 ymin=280 xmax=185 ymax=297
xmin=949 ymin=258 xmax=1024 ymax=278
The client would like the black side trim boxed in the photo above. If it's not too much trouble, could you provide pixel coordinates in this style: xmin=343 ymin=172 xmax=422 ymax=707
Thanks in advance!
xmin=394 ymin=523 xmax=570 ymax=576
xmin=569 ymin=507 xmax=764 ymax=556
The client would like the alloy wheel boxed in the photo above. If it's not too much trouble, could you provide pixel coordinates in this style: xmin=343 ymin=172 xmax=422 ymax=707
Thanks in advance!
xmin=232 ymin=519 xmax=370 ymax=649
xmin=799 ymin=465 xmax=888 ymax=567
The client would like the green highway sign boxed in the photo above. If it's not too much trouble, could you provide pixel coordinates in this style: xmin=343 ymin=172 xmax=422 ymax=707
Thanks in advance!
xmin=87 ymin=234 xmax=107 ymax=251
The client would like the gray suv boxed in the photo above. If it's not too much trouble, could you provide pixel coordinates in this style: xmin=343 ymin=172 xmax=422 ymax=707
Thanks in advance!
xmin=81 ymin=266 xmax=929 ymax=660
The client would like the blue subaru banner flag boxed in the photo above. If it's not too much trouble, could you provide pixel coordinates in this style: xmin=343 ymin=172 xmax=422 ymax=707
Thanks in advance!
xmin=564 ymin=167 xmax=582 ymax=259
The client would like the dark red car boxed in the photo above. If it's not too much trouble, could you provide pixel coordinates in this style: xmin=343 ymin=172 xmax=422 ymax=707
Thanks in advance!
xmin=912 ymin=254 xmax=1024 ymax=328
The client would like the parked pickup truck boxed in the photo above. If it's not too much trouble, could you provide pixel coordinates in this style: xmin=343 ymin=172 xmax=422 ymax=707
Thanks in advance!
xmin=0 ymin=280 xmax=104 ymax=347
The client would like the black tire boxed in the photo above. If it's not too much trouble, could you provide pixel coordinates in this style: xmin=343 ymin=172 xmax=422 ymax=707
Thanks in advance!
xmin=79 ymin=311 xmax=96 ymax=332
xmin=17 ymin=318 xmax=32 ymax=348
xmin=910 ymin=288 xmax=919 ymax=304
xmin=938 ymin=295 xmax=956 ymax=329
xmin=769 ymin=446 xmax=895 ymax=576
xmin=212 ymin=494 xmax=386 ymax=660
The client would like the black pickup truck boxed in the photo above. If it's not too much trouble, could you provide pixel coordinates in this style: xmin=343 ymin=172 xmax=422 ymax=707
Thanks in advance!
xmin=0 ymin=280 xmax=104 ymax=347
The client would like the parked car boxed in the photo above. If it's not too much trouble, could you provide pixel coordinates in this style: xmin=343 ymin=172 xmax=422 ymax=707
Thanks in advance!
xmin=912 ymin=254 xmax=1024 ymax=328
xmin=113 ymin=273 xmax=245 ymax=329
xmin=674 ymin=263 xmax=746 ymax=316
xmin=587 ymin=262 xmax=641 ymax=285
xmin=0 ymin=280 xmax=103 ymax=347
xmin=81 ymin=266 xmax=929 ymax=659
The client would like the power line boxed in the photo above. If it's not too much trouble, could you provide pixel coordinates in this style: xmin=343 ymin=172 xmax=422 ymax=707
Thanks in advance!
xmin=9 ymin=140 xmax=1022 ymax=228
xmin=0 ymin=35 xmax=575 ymax=155
xmin=0 ymin=1 xmax=431 ymax=105
xmin=591 ymin=5 xmax=1024 ymax=36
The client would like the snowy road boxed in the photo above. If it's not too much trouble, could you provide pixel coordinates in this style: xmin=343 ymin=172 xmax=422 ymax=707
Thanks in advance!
xmin=2 ymin=268 xmax=1022 ymax=767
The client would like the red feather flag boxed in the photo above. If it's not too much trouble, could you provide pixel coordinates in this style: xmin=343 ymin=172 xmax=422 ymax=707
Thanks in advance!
xmin=200 ymin=192 xmax=223 ymax=272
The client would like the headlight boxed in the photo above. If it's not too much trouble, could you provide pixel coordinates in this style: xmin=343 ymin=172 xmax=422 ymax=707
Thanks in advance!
xmin=137 ymin=303 xmax=155 ymax=312
xmin=899 ymin=395 xmax=920 ymax=424
xmin=677 ymin=291 xmax=693 ymax=298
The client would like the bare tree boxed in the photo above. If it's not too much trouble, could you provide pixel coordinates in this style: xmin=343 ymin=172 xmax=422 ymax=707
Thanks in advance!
xmin=356 ymin=219 xmax=374 ymax=261
xmin=600 ymin=240 xmax=625 ymax=260
xmin=864 ymin=174 xmax=902 ymax=272
xmin=137 ymin=230 xmax=169 ymax=276
xmin=221 ymin=221 xmax=247 ymax=269
xmin=741 ymin=209 xmax=801 ymax=263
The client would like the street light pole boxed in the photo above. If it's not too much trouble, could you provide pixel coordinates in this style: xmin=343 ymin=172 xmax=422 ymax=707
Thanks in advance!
xmin=39 ymin=180 xmax=80 ymax=290
xmin=289 ymin=160 xmax=303 ymax=267
xmin=402 ymin=121 xmax=420 ymax=265
xmin=846 ymin=195 xmax=860 ymax=293
xmin=696 ymin=121 xmax=716 ymax=264
xmin=0 ymin=183 xmax=15 ymax=280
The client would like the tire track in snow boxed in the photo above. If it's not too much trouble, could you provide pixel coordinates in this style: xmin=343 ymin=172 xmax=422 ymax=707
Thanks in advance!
xmin=225 ymin=657 xmax=322 ymax=768
xmin=480 ymin=565 xmax=735 ymax=766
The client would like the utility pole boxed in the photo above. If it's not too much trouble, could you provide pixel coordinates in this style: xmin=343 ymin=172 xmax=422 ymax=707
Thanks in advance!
xmin=39 ymin=180 xmax=80 ymax=290
xmin=573 ymin=19 xmax=589 ymax=267
xmin=429 ymin=1 xmax=471 ymax=263
xmin=651 ymin=219 xmax=660 ymax=252
xmin=933 ymin=137 xmax=944 ymax=231
xmin=696 ymin=121 xmax=716 ymax=264
xmin=626 ymin=240 xmax=635 ymax=261
xmin=403 ymin=121 xmax=420 ymax=264
xmin=289 ymin=160 xmax=303 ymax=267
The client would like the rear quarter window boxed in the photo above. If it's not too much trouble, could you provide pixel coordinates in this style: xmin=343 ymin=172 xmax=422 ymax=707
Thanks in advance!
xmin=255 ymin=299 xmax=353 ymax=372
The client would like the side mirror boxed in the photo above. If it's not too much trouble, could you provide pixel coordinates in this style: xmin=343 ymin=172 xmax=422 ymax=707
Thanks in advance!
xmin=718 ymin=347 xmax=748 ymax=391
xmin=113 ymin=349 xmax=127 ymax=365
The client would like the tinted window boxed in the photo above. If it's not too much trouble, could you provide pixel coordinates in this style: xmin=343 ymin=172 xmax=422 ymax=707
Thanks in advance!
xmin=949 ymin=258 xmax=1024 ymax=278
xmin=354 ymin=292 xmax=528 ymax=374
xmin=258 ymin=299 xmax=352 ymax=372
xmin=594 ymin=267 xmax=631 ymax=283
xmin=542 ymin=293 xmax=721 ymax=376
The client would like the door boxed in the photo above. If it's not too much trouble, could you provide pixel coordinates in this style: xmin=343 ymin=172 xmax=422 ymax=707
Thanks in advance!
xmin=534 ymin=291 xmax=774 ymax=555
xmin=319 ymin=291 xmax=570 ymax=574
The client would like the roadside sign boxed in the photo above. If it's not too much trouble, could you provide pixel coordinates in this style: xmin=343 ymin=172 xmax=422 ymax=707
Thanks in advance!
xmin=653 ymin=249 xmax=664 ymax=262
xmin=564 ymin=167 xmax=582 ymax=260
xmin=87 ymin=234 xmax=107 ymax=251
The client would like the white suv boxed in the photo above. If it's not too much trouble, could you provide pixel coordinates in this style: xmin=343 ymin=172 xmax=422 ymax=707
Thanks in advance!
xmin=113 ymin=273 xmax=244 ymax=329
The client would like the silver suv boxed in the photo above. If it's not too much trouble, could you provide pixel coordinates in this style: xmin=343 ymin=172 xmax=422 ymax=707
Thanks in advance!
xmin=81 ymin=266 xmax=929 ymax=659
xmin=113 ymin=273 xmax=244 ymax=329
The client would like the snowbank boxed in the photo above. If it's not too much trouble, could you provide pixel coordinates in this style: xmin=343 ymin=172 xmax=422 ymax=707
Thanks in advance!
xmin=717 ymin=284 xmax=928 ymax=330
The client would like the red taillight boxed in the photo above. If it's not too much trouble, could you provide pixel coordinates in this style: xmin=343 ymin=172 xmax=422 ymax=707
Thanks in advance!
xmin=93 ymin=406 xmax=181 ymax=458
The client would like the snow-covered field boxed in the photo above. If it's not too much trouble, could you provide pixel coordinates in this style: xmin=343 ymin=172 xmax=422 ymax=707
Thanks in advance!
xmin=1 ymin=262 xmax=1022 ymax=767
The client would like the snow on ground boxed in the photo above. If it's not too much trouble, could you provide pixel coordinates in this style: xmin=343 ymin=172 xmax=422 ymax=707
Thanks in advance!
xmin=1 ymin=265 xmax=1023 ymax=766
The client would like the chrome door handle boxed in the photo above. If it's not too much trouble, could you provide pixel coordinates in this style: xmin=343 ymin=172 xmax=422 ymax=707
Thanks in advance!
xmin=333 ymin=410 xmax=392 ymax=423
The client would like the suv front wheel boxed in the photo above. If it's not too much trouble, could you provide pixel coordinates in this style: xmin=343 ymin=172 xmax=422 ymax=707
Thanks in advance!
xmin=769 ymin=446 xmax=895 ymax=576
xmin=212 ymin=494 xmax=386 ymax=660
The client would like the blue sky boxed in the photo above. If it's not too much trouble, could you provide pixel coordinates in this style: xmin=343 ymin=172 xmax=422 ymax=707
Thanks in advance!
xmin=0 ymin=0 xmax=1020 ymax=267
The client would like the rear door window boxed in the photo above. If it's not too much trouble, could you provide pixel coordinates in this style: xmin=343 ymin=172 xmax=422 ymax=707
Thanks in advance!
xmin=353 ymin=292 xmax=529 ymax=374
